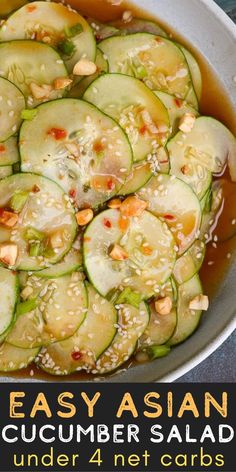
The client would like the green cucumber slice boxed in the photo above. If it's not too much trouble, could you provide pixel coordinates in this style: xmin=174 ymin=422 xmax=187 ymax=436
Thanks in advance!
xmin=0 ymin=0 xmax=27 ymax=17
xmin=138 ymin=174 xmax=202 ymax=255
xmin=0 ymin=267 xmax=19 ymax=338
xmin=99 ymin=34 xmax=192 ymax=99
xmin=34 ymin=237 xmax=82 ymax=278
xmin=155 ymin=91 xmax=199 ymax=135
xmin=68 ymin=49 xmax=108 ymax=99
xmin=118 ymin=162 xmax=152 ymax=196
xmin=180 ymin=46 xmax=202 ymax=101
xmin=20 ymin=98 xmax=132 ymax=209
xmin=173 ymin=240 xmax=206 ymax=285
xmin=0 ymin=173 xmax=77 ymax=270
xmin=84 ymin=209 xmax=176 ymax=299
xmin=0 ymin=1 xmax=96 ymax=74
xmin=0 ymin=343 xmax=39 ymax=372
xmin=140 ymin=279 xmax=177 ymax=347
xmin=84 ymin=73 xmax=170 ymax=164
xmin=199 ymin=181 xmax=223 ymax=242
xmin=168 ymin=274 xmax=203 ymax=346
xmin=91 ymin=301 xmax=149 ymax=374
xmin=0 ymin=40 xmax=68 ymax=107
xmin=110 ymin=18 xmax=168 ymax=37
xmin=0 ymin=77 xmax=25 ymax=141
xmin=0 ymin=166 xmax=13 ymax=180
xmin=7 ymin=272 xmax=87 ymax=348
xmin=0 ymin=137 xmax=19 ymax=167
xmin=37 ymin=283 xmax=117 ymax=375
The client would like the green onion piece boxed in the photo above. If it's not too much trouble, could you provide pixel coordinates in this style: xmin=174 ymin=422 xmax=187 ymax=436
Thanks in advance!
xmin=135 ymin=65 xmax=148 ymax=79
xmin=24 ymin=227 xmax=45 ymax=242
xmin=115 ymin=287 xmax=142 ymax=309
xmin=58 ymin=39 xmax=76 ymax=56
xmin=43 ymin=247 xmax=55 ymax=259
xmin=146 ymin=344 xmax=171 ymax=360
xmin=10 ymin=191 xmax=28 ymax=213
xmin=29 ymin=241 xmax=43 ymax=257
xmin=65 ymin=23 xmax=83 ymax=38
xmin=17 ymin=298 xmax=38 ymax=316
xmin=21 ymin=109 xmax=38 ymax=120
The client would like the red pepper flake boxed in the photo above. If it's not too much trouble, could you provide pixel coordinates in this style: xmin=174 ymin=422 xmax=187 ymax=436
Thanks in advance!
xmin=174 ymin=98 xmax=183 ymax=108
xmin=32 ymin=185 xmax=40 ymax=193
xmin=139 ymin=125 xmax=148 ymax=135
xmin=164 ymin=214 xmax=176 ymax=221
xmin=71 ymin=351 xmax=82 ymax=361
xmin=93 ymin=140 xmax=105 ymax=153
xmin=69 ymin=189 xmax=76 ymax=199
xmin=0 ymin=145 xmax=6 ymax=153
xmin=103 ymin=218 xmax=112 ymax=228
xmin=27 ymin=4 xmax=37 ymax=12
xmin=84 ymin=236 xmax=91 ymax=242
xmin=160 ymin=160 xmax=169 ymax=164
xmin=107 ymin=178 xmax=115 ymax=191
xmin=47 ymin=128 xmax=67 ymax=141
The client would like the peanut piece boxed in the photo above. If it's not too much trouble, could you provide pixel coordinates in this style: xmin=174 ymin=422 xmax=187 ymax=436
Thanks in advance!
xmin=189 ymin=294 xmax=209 ymax=311
xmin=109 ymin=244 xmax=128 ymax=261
xmin=30 ymin=82 xmax=52 ymax=99
xmin=108 ymin=198 xmax=122 ymax=209
xmin=120 ymin=196 xmax=148 ymax=217
xmin=0 ymin=243 xmax=18 ymax=266
xmin=53 ymin=77 xmax=73 ymax=90
xmin=76 ymin=209 xmax=94 ymax=226
xmin=155 ymin=296 xmax=172 ymax=315
xmin=179 ymin=113 xmax=196 ymax=133
xmin=73 ymin=59 xmax=97 ymax=76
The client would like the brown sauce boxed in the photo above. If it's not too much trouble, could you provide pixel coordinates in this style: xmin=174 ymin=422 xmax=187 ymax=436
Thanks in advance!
xmin=7 ymin=0 xmax=236 ymax=382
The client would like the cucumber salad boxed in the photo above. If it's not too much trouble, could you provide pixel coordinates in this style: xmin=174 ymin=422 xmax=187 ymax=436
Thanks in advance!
xmin=0 ymin=1 xmax=235 ymax=377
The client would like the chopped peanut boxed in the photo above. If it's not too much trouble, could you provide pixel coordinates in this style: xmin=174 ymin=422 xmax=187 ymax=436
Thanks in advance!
xmin=181 ymin=164 xmax=191 ymax=175
xmin=30 ymin=82 xmax=52 ymax=100
xmin=0 ymin=211 xmax=18 ymax=228
xmin=189 ymin=294 xmax=209 ymax=311
xmin=179 ymin=113 xmax=196 ymax=133
xmin=21 ymin=286 xmax=33 ymax=301
xmin=122 ymin=10 xmax=133 ymax=23
xmin=109 ymin=244 xmax=129 ymax=261
xmin=0 ymin=243 xmax=18 ymax=266
xmin=73 ymin=59 xmax=97 ymax=76
xmin=53 ymin=77 xmax=73 ymax=90
xmin=76 ymin=209 xmax=94 ymax=226
xmin=118 ymin=215 xmax=130 ymax=232
xmin=155 ymin=296 xmax=172 ymax=315
xmin=120 ymin=196 xmax=148 ymax=217
xmin=108 ymin=198 xmax=122 ymax=209
xmin=50 ymin=231 xmax=64 ymax=249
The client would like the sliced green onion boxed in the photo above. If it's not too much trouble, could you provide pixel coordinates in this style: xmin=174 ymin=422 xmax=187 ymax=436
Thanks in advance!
xmin=115 ymin=287 xmax=142 ymax=309
xmin=24 ymin=227 xmax=45 ymax=242
xmin=21 ymin=109 xmax=38 ymax=120
xmin=10 ymin=191 xmax=28 ymax=213
xmin=29 ymin=241 xmax=43 ymax=257
xmin=58 ymin=39 xmax=76 ymax=56
xmin=135 ymin=65 xmax=148 ymax=79
xmin=65 ymin=23 xmax=83 ymax=38
xmin=17 ymin=298 xmax=38 ymax=316
xmin=146 ymin=344 xmax=171 ymax=360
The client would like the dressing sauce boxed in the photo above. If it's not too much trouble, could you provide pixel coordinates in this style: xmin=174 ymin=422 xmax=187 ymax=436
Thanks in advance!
xmin=8 ymin=0 xmax=236 ymax=381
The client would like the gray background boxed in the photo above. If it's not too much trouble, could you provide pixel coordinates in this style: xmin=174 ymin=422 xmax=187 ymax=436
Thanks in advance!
xmin=178 ymin=0 xmax=236 ymax=383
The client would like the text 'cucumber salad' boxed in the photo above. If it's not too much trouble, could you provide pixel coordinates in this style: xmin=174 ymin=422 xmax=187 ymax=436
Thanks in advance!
xmin=0 ymin=0 xmax=235 ymax=377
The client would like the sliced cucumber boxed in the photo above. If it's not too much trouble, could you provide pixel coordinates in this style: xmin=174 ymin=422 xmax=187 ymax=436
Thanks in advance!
xmin=138 ymin=175 xmax=202 ymax=255
xmin=0 ymin=267 xmax=19 ymax=338
xmin=0 ymin=40 xmax=68 ymax=107
xmin=180 ymin=46 xmax=202 ymax=101
xmin=110 ymin=18 xmax=168 ymax=37
xmin=37 ymin=283 xmax=117 ymax=375
xmin=0 ymin=174 xmax=77 ymax=270
xmin=118 ymin=162 xmax=152 ymax=196
xmin=0 ymin=137 xmax=19 ymax=166
xmin=20 ymin=99 xmax=132 ymax=209
xmin=184 ymin=86 xmax=199 ymax=110
xmin=0 ymin=0 xmax=27 ymax=17
xmin=99 ymin=34 xmax=192 ymax=99
xmin=84 ymin=73 xmax=170 ymax=164
xmin=173 ymin=240 xmax=206 ymax=285
xmin=0 ymin=343 xmax=39 ymax=372
xmin=0 ymin=166 xmax=13 ymax=179
xmin=91 ymin=302 xmax=149 ymax=374
xmin=155 ymin=91 xmax=199 ymax=135
xmin=84 ymin=209 xmax=176 ymax=299
xmin=168 ymin=274 xmax=203 ymax=346
xmin=7 ymin=273 xmax=87 ymax=348
xmin=68 ymin=49 xmax=108 ymax=99
xmin=0 ymin=1 xmax=96 ymax=74
xmin=34 ymin=237 xmax=82 ymax=278
xmin=140 ymin=279 xmax=177 ymax=347
xmin=0 ymin=77 xmax=25 ymax=142
xmin=199 ymin=180 xmax=223 ymax=241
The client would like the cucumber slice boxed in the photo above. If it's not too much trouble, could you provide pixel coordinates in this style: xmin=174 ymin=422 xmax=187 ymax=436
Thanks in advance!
xmin=168 ymin=274 xmax=203 ymax=346
xmin=34 ymin=237 xmax=82 ymax=278
xmin=180 ymin=46 xmax=202 ymax=101
xmin=118 ymin=162 xmax=152 ymax=196
xmin=84 ymin=73 xmax=170 ymax=164
xmin=99 ymin=34 xmax=192 ymax=99
xmin=91 ymin=301 xmax=149 ymax=374
xmin=0 ymin=40 xmax=68 ymax=107
xmin=84 ymin=209 xmax=176 ymax=299
xmin=0 ymin=1 xmax=96 ymax=75
xmin=7 ymin=272 xmax=87 ymax=348
xmin=110 ymin=18 xmax=168 ymax=37
xmin=0 ymin=77 xmax=25 ymax=142
xmin=0 ymin=137 xmax=19 ymax=167
xmin=0 ymin=343 xmax=39 ymax=372
xmin=0 ymin=166 xmax=13 ymax=179
xmin=68 ymin=49 xmax=108 ymax=99
xmin=0 ymin=0 xmax=27 ymax=17
xmin=155 ymin=91 xmax=199 ymax=135
xmin=20 ymin=99 xmax=132 ymax=209
xmin=0 ymin=267 xmax=19 ymax=338
xmin=173 ymin=240 xmax=206 ymax=285
xmin=138 ymin=175 xmax=202 ymax=255
xmin=37 ymin=283 xmax=117 ymax=375
xmin=184 ymin=86 xmax=199 ymax=110
xmin=200 ymin=180 xmax=223 ymax=241
xmin=140 ymin=279 xmax=177 ymax=347
xmin=0 ymin=173 xmax=77 ymax=270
